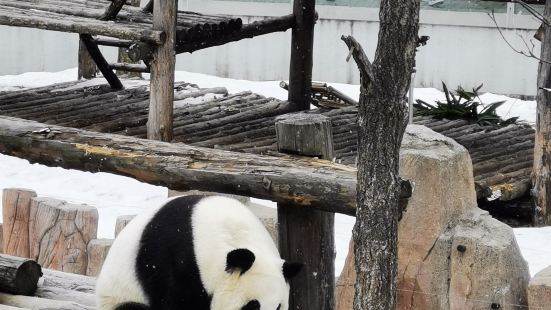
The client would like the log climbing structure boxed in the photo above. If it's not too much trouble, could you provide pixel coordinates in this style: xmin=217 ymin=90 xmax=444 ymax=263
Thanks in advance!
xmin=0 ymin=0 xmax=538 ymax=308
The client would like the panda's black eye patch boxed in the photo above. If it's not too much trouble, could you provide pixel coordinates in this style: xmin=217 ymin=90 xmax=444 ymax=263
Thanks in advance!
xmin=242 ymin=300 xmax=260 ymax=310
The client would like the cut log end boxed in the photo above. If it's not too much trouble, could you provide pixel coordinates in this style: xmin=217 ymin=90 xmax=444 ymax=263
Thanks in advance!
xmin=14 ymin=260 xmax=42 ymax=296
xmin=0 ymin=255 xmax=42 ymax=296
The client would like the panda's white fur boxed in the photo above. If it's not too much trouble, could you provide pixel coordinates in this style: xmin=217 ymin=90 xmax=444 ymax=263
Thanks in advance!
xmin=96 ymin=195 xmax=293 ymax=310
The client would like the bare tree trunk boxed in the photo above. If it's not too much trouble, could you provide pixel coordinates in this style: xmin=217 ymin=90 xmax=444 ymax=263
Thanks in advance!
xmin=533 ymin=1 xmax=551 ymax=226
xmin=344 ymin=1 xmax=420 ymax=309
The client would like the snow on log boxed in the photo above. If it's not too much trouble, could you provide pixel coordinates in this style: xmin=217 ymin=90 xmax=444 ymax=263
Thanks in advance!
xmin=0 ymin=116 xmax=361 ymax=215
xmin=0 ymin=292 xmax=93 ymax=310
xmin=0 ymin=254 xmax=42 ymax=296
xmin=29 ymin=198 xmax=98 ymax=275
xmin=40 ymin=269 xmax=95 ymax=294
xmin=2 ymin=189 xmax=36 ymax=258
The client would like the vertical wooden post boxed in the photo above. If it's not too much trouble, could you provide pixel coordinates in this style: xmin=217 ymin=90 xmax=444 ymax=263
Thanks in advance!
xmin=117 ymin=0 xmax=142 ymax=78
xmin=276 ymin=113 xmax=335 ymax=310
xmin=78 ymin=40 xmax=97 ymax=80
xmin=2 ymin=189 xmax=36 ymax=258
xmin=147 ymin=0 xmax=177 ymax=141
xmin=287 ymin=0 xmax=316 ymax=111
xmin=533 ymin=1 xmax=551 ymax=225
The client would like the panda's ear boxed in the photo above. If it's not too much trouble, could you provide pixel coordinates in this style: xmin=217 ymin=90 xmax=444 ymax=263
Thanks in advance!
xmin=282 ymin=261 xmax=303 ymax=280
xmin=226 ymin=249 xmax=255 ymax=275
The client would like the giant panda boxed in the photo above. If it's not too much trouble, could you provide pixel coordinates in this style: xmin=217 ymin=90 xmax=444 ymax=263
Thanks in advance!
xmin=96 ymin=195 xmax=302 ymax=310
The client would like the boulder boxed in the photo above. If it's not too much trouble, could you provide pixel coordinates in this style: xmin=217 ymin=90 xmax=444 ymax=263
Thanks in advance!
xmin=528 ymin=265 xmax=551 ymax=310
xmin=336 ymin=125 xmax=530 ymax=310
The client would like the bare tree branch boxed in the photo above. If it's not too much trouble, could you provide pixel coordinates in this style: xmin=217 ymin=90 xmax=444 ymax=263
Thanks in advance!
xmin=341 ymin=35 xmax=374 ymax=88
xmin=488 ymin=10 xmax=551 ymax=64
xmin=514 ymin=0 xmax=550 ymax=27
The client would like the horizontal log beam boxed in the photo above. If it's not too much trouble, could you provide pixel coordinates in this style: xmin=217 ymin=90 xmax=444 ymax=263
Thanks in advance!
xmin=93 ymin=36 xmax=133 ymax=48
xmin=175 ymin=14 xmax=295 ymax=54
xmin=108 ymin=63 xmax=149 ymax=73
xmin=0 ymin=3 xmax=164 ymax=44
xmin=0 ymin=116 xmax=358 ymax=215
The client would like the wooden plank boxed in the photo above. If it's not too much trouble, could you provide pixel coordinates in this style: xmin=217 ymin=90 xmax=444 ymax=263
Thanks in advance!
xmin=276 ymin=113 xmax=335 ymax=310
xmin=80 ymin=34 xmax=124 ymax=89
xmin=287 ymin=0 xmax=316 ymax=111
xmin=147 ymin=0 xmax=177 ymax=141
xmin=0 ymin=115 xmax=359 ymax=215
xmin=116 ymin=0 xmax=142 ymax=78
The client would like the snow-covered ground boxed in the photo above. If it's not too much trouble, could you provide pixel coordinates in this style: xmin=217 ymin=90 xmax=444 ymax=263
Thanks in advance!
xmin=0 ymin=68 xmax=547 ymax=277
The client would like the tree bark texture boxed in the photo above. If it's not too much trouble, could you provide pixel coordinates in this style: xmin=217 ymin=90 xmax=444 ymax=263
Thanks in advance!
xmin=77 ymin=39 xmax=97 ymax=80
xmin=147 ymin=0 xmax=177 ymax=141
xmin=533 ymin=1 xmax=551 ymax=225
xmin=116 ymin=0 xmax=142 ymax=78
xmin=287 ymin=0 xmax=315 ymax=111
xmin=347 ymin=1 xmax=420 ymax=309
xmin=0 ymin=116 xmax=358 ymax=215
xmin=276 ymin=113 xmax=335 ymax=310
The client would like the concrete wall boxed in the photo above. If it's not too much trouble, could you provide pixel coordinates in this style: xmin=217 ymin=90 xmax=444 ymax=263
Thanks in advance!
xmin=0 ymin=0 xmax=541 ymax=96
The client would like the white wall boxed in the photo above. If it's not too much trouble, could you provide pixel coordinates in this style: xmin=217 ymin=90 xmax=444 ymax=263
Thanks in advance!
xmin=0 ymin=1 xmax=541 ymax=96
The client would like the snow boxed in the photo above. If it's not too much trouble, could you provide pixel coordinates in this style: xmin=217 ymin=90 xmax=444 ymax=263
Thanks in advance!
xmin=0 ymin=68 xmax=547 ymax=277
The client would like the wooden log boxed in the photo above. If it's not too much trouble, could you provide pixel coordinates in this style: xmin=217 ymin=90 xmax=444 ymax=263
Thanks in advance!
xmin=99 ymin=0 xmax=126 ymax=21
xmin=77 ymin=39 xmax=97 ymax=80
xmin=0 ymin=304 xmax=30 ymax=309
xmin=80 ymin=34 xmax=124 ymax=90
xmin=0 ymin=116 xmax=359 ymax=215
xmin=0 ymin=254 xmax=41 ymax=296
xmin=86 ymin=239 xmax=113 ymax=277
xmin=116 ymin=0 xmax=142 ymax=78
xmin=29 ymin=198 xmax=98 ymax=275
xmin=2 ymin=189 xmax=36 ymax=258
xmin=93 ymin=36 xmax=133 ymax=48
xmin=41 ymin=268 xmax=95 ymax=294
xmin=34 ymin=285 xmax=95 ymax=308
xmin=0 ymin=292 xmax=93 ymax=310
xmin=114 ymin=215 xmax=136 ymax=237
xmin=276 ymin=113 xmax=335 ymax=310
xmin=0 ymin=4 xmax=165 ymax=44
xmin=287 ymin=0 xmax=316 ymax=111
xmin=175 ymin=14 xmax=294 ymax=54
xmin=148 ymin=0 xmax=177 ymax=141
xmin=109 ymin=63 xmax=149 ymax=73
xmin=0 ymin=84 xmax=112 ymax=110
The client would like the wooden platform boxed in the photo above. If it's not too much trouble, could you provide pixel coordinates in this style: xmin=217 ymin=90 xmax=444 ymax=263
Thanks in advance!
xmin=0 ymin=0 xmax=293 ymax=55
xmin=0 ymin=81 xmax=534 ymax=201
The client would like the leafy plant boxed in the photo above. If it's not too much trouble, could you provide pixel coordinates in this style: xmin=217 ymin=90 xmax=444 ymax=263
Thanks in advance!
xmin=414 ymin=82 xmax=518 ymax=127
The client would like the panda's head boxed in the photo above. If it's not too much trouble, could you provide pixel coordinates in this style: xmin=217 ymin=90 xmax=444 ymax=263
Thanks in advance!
xmin=210 ymin=248 xmax=302 ymax=310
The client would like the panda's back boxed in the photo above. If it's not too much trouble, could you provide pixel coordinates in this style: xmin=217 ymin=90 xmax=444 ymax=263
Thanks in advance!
xmin=96 ymin=195 xmax=279 ymax=310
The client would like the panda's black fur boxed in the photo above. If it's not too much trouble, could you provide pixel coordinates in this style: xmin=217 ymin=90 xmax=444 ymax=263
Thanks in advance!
xmin=115 ymin=195 xmax=210 ymax=309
